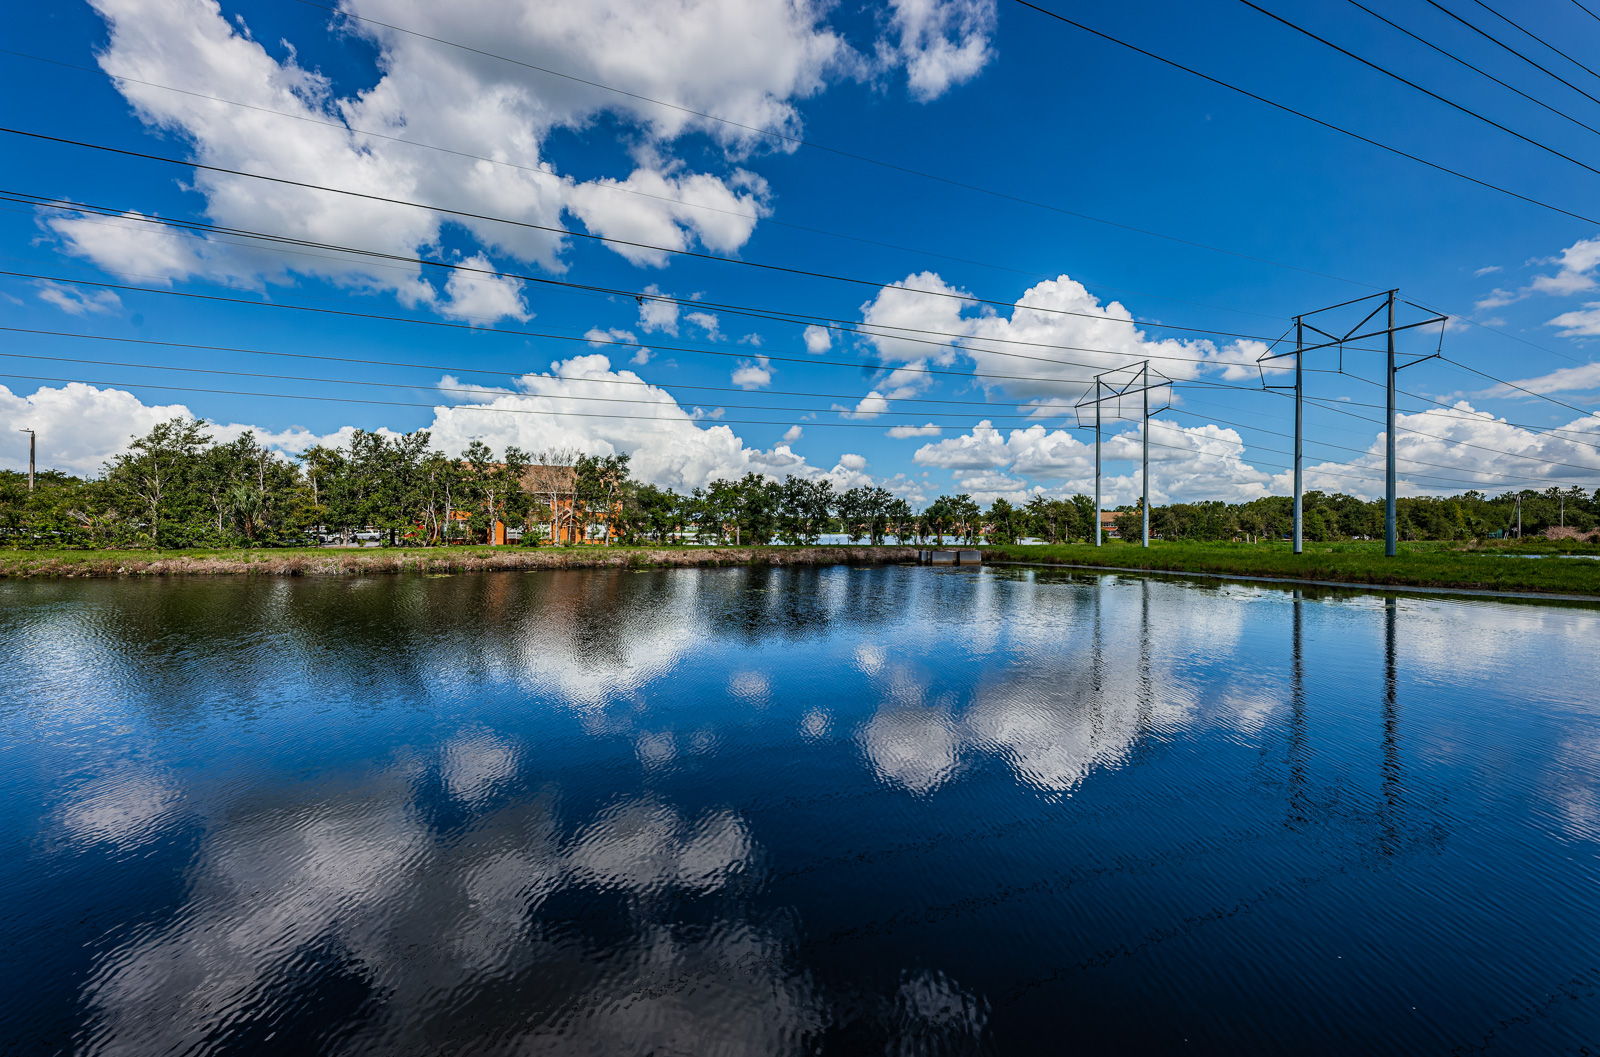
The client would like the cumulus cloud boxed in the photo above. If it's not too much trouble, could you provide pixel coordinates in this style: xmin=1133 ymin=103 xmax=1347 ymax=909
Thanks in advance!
xmin=1471 ymin=234 xmax=1600 ymax=314
xmin=857 ymin=271 xmax=1277 ymax=407
xmin=731 ymin=356 xmax=774 ymax=389
xmin=686 ymin=311 xmax=723 ymax=339
xmin=837 ymin=390 xmax=890 ymax=419
xmin=803 ymin=324 xmax=832 ymax=353
xmin=438 ymin=255 xmax=531 ymax=322
xmin=565 ymin=169 xmax=769 ymax=266
xmin=781 ymin=424 xmax=803 ymax=442
xmin=585 ymin=326 xmax=651 ymax=364
xmin=1479 ymin=361 xmax=1600 ymax=396
xmin=1530 ymin=236 xmax=1600 ymax=296
xmin=0 ymin=357 xmax=866 ymax=491
xmin=635 ymin=286 xmax=681 ymax=334
xmin=887 ymin=422 xmax=941 ymax=438
xmin=1281 ymin=401 xmax=1600 ymax=498
xmin=880 ymin=0 xmax=996 ymax=101
xmin=913 ymin=418 xmax=1277 ymax=504
xmin=1548 ymin=304 xmax=1600 ymax=338
xmin=56 ymin=0 xmax=983 ymax=319
xmin=35 ymin=282 xmax=123 ymax=316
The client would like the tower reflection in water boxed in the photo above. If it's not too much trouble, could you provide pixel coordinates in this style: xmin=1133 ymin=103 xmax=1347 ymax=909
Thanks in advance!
xmin=0 ymin=564 xmax=1595 ymax=1055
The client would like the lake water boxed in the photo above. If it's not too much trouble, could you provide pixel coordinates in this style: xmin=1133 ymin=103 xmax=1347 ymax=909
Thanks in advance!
xmin=2 ymin=565 xmax=1598 ymax=1055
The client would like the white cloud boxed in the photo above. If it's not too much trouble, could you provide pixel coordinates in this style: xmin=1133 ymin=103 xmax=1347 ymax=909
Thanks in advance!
xmin=1481 ymin=361 xmax=1600 ymax=396
xmin=438 ymin=255 xmax=531 ymax=323
xmin=1548 ymin=303 xmax=1600 ymax=338
xmin=803 ymin=324 xmax=831 ymax=354
xmin=913 ymin=418 xmax=1276 ymax=504
xmin=1530 ymin=236 xmax=1600 ymax=296
xmin=61 ymin=0 xmax=976 ymax=318
xmin=1470 ymin=235 xmax=1600 ymax=314
xmin=838 ymin=390 xmax=890 ymax=419
xmin=48 ymin=210 xmax=213 ymax=284
xmin=781 ymin=424 xmax=803 ymax=442
xmin=1476 ymin=288 xmax=1521 ymax=312
xmin=1274 ymin=401 xmax=1600 ymax=498
xmin=1473 ymin=265 xmax=1502 ymax=278
xmin=880 ymin=0 xmax=996 ymax=102
xmin=565 ymin=168 xmax=769 ymax=266
xmin=0 ymin=382 xmax=206 ymax=475
xmin=857 ymin=271 xmax=1274 ymax=406
xmin=584 ymin=326 xmax=651 ymax=364
xmin=887 ymin=422 xmax=941 ymax=438
xmin=0 ymin=357 xmax=869 ymax=491
xmin=730 ymin=356 xmax=774 ymax=389
xmin=686 ymin=311 xmax=723 ymax=339
xmin=637 ymin=285 xmax=679 ymax=334
xmin=35 ymin=282 xmax=123 ymax=316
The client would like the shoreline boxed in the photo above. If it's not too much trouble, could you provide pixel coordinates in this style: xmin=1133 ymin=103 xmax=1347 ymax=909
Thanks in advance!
xmin=0 ymin=545 xmax=921 ymax=579
xmin=984 ymin=559 xmax=1600 ymax=605
xmin=981 ymin=542 xmax=1600 ymax=601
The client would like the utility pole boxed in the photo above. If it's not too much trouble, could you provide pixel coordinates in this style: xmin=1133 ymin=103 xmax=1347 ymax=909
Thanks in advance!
xmin=1384 ymin=291 xmax=1398 ymax=558
xmin=1262 ymin=291 xmax=1445 ymax=558
xmin=1090 ymin=376 xmax=1105 ymax=547
xmin=18 ymin=428 xmax=34 ymax=492
xmin=1293 ymin=318 xmax=1304 ymax=554
xmin=1142 ymin=374 xmax=1151 ymax=548
xmin=1076 ymin=361 xmax=1170 ymax=550
xmin=1516 ymin=493 xmax=1522 ymax=539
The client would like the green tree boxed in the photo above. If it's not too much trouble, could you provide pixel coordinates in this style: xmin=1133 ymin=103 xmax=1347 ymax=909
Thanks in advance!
xmin=103 ymin=417 xmax=214 ymax=548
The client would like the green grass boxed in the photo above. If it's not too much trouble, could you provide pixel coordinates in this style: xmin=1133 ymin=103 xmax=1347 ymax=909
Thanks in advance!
xmin=984 ymin=540 xmax=1600 ymax=596
xmin=0 ymin=542 xmax=911 ymax=577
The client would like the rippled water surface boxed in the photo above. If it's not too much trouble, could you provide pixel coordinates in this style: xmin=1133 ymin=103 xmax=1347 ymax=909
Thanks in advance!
xmin=3 ymin=565 xmax=1599 ymax=1055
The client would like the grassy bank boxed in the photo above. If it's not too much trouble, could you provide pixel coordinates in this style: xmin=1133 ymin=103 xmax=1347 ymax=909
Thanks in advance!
xmin=984 ymin=540 xmax=1600 ymax=597
xmin=0 ymin=544 xmax=919 ymax=579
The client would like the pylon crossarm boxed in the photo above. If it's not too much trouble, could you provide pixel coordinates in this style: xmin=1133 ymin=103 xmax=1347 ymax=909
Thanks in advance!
xmin=1393 ymin=350 xmax=1441 ymax=372
xmin=1258 ymin=316 xmax=1446 ymax=362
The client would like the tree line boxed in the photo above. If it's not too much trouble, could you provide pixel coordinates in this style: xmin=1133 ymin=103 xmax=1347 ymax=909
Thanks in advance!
xmin=1 ymin=417 xmax=1595 ymax=548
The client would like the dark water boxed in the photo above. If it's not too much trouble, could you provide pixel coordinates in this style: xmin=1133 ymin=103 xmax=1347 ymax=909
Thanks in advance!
xmin=2 ymin=565 xmax=1598 ymax=1056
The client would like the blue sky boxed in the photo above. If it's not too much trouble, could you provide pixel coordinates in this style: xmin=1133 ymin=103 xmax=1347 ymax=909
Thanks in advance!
xmin=2 ymin=0 xmax=1599 ymax=505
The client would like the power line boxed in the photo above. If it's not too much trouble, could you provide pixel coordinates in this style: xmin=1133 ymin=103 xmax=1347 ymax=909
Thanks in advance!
xmin=1417 ymin=0 xmax=1600 ymax=110
xmin=0 ymin=198 xmax=1311 ymax=372
xmin=1009 ymin=0 xmax=1600 ymax=226
xmin=283 ymin=0 xmax=1383 ymax=291
xmin=4 ymin=189 xmax=1315 ymax=368
xmin=1323 ymin=368 xmax=1600 ymax=472
xmin=1166 ymin=399 xmax=1597 ymax=483
xmin=0 ymin=304 xmax=1083 ymax=412
xmin=0 ymin=340 xmax=1079 ymax=423
xmin=0 ymin=271 xmax=1284 ymax=405
xmin=0 ymin=46 xmax=1292 ymax=326
xmin=1237 ymin=0 xmax=1600 ymax=179
xmin=1297 ymin=391 xmax=1600 ymax=449
xmin=1465 ymin=0 xmax=1600 ymax=85
xmin=19 ymin=233 xmax=1595 ymax=473
xmin=1141 ymin=419 xmax=1518 ymax=489
xmin=1341 ymin=0 xmax=1600 ymax=140
xmin=1437 ymin=354 xmax=1600 ymax=419
xmin=12 ymin=325 xmax=1594 ymax=483
xmin=0 ymin=127 xmax=1304 ymax=344
xmin=0 ymin=370 xmax=1051 ymax=431
xmin=1569 ymin=0 xmax=1600 ymax=27
xmin=20 ymin=11 xmax=1592 ymax=380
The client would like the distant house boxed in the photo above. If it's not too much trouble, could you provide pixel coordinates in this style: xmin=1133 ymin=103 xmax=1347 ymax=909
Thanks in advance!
xmin=1099 ymin=511 xmax=1120 ymax=538
xmin=514 ymin=463 xmax=618 ymax=545
xmin=442 ymin=463 xmax=619 ymax=546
